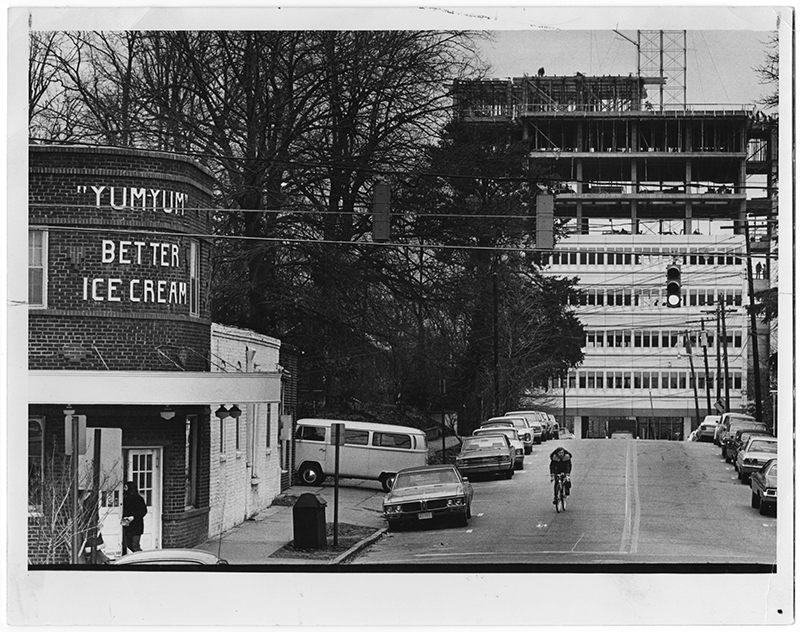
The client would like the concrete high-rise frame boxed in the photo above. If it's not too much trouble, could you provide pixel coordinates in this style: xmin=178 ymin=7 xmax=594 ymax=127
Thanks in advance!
xmin=451 ymin=74 xmax=773 ymax=439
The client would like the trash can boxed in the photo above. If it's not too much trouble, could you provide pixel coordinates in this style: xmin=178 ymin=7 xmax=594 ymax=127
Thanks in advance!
xmin=292 ymin=493 xmax=327 ymax=550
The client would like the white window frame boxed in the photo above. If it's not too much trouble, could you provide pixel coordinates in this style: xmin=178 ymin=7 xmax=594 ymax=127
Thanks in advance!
xmin=189 ymin=240 xmax=199 ymax=317
xmin=28 ymin=229 xmax=48 ymax=309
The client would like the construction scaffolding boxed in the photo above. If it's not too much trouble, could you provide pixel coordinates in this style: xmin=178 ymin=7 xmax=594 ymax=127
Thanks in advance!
xmin=452 ymin=75 xmax=663 ymax=121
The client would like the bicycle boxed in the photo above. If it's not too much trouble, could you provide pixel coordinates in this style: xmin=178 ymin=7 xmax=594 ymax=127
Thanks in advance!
xmin=552 ymin=472 xmax=568 ymax=513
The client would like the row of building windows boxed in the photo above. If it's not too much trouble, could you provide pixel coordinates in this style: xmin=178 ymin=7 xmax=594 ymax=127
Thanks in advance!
xmin=547 ymin=249 xmax=743 ymax=267
xmin=552 ymin=370 xmax=743 ymax=391
xmin=570 ymin=288 xmax=743 ymax=308
xmin=584 ymin=329 xmax=743 ymax=349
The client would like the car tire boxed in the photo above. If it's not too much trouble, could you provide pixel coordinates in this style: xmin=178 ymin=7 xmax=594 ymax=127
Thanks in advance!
xmin=466 ymin=503 xmax=472 ymax=519
xmin=380 ymin=473 xmax=396 ymax=493
xmin=751 ymin=491 xmax=760 ymax=508
xmin=455 ymin=513 xmax=469 ymax=528
xmin=297 ymin=462 xmax=324 ymax=486
xmin=504 ymin=469 xmax=514 ymax=479
xmin=524 ymin=447 xmax=532 ymax=455
xmin=741 ymin=473 xmax=750 ymax=485
xmin=759 ymin=498 xmax=770 ymax=516
xmin=737 ymin=469 xmax=744 ymax=481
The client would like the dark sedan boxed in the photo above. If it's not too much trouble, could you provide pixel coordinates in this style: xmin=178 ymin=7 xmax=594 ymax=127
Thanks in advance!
xmin=726 ymin=428 xmax=773 ymax=464
xmin=383 ymin=464 xmax=474 ymax=530
xmin=750 ymin=459 xmax=777 ymax=516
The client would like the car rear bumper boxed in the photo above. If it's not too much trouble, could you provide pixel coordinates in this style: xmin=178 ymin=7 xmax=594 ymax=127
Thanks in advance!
xmin=456 ymin=462 xmax=512 ymax=475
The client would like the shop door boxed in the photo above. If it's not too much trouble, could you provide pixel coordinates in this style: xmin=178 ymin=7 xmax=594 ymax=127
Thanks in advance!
xmin=126 ymin=448 xmax=163 ymax=550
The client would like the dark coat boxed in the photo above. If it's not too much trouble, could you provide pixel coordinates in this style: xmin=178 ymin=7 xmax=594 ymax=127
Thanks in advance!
xmin=123 ymin=485 xmax=148 ymax=536
xmin=549 ymin=449 xmax=573 ymax=476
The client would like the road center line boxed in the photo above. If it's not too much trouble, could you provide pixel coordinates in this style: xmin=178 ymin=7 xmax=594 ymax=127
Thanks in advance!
xmin=620 ymin=440 xmax=632 ymax=553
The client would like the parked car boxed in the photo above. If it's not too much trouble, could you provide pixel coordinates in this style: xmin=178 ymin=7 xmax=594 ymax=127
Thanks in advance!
xmin=715 ymin=412 xmax=757 ymax=446
xmin=736 ymin=436 xmax=778 ymax=483
xmin=727 ymin=428 xmax=774 ymax=465
xmin=486 ymin=415 xmax=533 ymax=454
xmin=610 ymin=431 xmax=634 ymax=439
xmin=696 ymin=415 xmax=721 ymax=442
xmin=546 ymin=414 xmax=560 ymax=439
xmin=111 ymin=549 xmax=229 ymax=565
xmin=717 ymin=414 xmax=767 ymax=459
xmin=382 ymin=464 xmax=474 ymax=530
xmin=455 ymin=434 xmax=515 ymax=480
xmin=505 ymin=411 xmax=545 ymax=443
xmin=473 ymin=427 xmax=525 ymax=469
xmin=750 ymin=459 xmax=777 ymax=516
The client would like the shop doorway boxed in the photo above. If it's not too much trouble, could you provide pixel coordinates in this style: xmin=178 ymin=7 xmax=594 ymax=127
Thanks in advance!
xmin=125 ymin=448 xmax=163 ymax=550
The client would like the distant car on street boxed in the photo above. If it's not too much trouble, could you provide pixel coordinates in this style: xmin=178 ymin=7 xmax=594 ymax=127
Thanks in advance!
xmin=736 ymin=436 xmax=778 ymax=483
xmin=455 ymin=434 xmax=515 ymax=480
xmin=559 ymin=429 xmax=575 ymax=440
xmin=727 ymin=428 xmax=774 ymax=465
xmin=718 ymin=415 xmax=767 ymax=459
xmin=610 ymin=431 xmax=634 ymax=439
xmin=473 ymin=426 xmax=525 ymax=469
xmin=382 ymin=464 xmax=473 ymax=530
xmin=750 ymin=458 xmax=777 ymax=516
xmin=485 ymin=415 xmax=533 ymax=454
xmin=696 ymin=415 xmax=721 ymax=442
xmin=111 ymin=549 xmax=229 ymax=566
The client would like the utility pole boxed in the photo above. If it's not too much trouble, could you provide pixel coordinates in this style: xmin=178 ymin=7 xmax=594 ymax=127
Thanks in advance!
xmin=720 ymin=299 xmax=731 ymax=410
xmin=685 ymin=331 xmax=701 ymax=428
xmin=715 ymin=303 xmax=723 ymax=410
xmin=743 ymin=220 xmax=764 ymax=422
xmin=492 ymin=257 xmax=500 ymax=416
xmin=701 ymin=319 xmax=713 ymax=415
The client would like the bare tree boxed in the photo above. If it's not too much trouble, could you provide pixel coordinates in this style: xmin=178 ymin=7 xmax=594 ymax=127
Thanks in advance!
xmin=755 ymin=31 xmax=778 ymax=109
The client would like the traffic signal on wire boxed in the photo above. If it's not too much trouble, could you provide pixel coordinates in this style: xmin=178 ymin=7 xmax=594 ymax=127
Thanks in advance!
xmin=372 ymin=181 xmax=390 ymax=242
xmin=665 ymin=263 xmax=682 ymax=308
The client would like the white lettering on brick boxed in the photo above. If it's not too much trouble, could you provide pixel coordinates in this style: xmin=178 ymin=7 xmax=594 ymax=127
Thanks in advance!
xmin=107 ymin=278 xmax=122 ymax=302
xmin=101 ymin=240 xmax=115 ymax=263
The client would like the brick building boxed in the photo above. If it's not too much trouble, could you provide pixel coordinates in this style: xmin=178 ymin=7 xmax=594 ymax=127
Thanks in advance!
xmin=27 ymin=145 xmax=282 ymax=563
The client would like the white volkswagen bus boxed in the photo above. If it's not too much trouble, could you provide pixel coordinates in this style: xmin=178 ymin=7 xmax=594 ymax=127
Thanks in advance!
xmin=294 ymin=419 xmax=428 ymax=492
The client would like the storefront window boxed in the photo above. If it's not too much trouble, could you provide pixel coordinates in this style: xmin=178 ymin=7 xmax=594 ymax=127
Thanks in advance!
xmin=189 ymin=240 xmax=199 ymax=317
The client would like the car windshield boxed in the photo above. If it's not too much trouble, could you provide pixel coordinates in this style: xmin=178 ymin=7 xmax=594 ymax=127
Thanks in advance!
xmin=394 ymin=469 xmax=459 ymax=489
xmin=748 ymin=440 xmax=777 ymax=453
xmin=475 ymin=429 xmax=516 ymax=441
xmin=462 ymin=437 xmax=506 ymax=451
xmin=766 ymin=462 xmax=777 ymax=474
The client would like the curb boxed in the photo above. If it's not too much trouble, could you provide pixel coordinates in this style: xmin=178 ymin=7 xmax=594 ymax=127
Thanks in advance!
xmin=328 ymin=527 xmax=388 ymax=565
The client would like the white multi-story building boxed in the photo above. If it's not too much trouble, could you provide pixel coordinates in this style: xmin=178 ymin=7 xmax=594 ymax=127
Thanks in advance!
xmin=545 ymin=233 xmax=748 ymax=439
xmin=452 ymin=73 xmax=773 ymax=439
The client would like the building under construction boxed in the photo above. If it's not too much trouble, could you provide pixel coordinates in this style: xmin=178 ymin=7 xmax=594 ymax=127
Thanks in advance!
xmin=451 ymin=72 xmax=776 ymax=439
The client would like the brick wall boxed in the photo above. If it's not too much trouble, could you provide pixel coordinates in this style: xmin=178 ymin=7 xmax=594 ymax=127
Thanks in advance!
xmin=29 ymin=145 xmax=215 ymax=369
xmin=28 ymin=146 xmax=217 ymax=560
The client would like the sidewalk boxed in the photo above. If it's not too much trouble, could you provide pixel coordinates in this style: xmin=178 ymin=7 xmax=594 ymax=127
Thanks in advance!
xmin=195 ymin=435 xmax=461 ymax=565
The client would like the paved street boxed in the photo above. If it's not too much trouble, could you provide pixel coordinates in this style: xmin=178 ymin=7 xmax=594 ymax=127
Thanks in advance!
xmin=350 ymin=438 xmax=777 ymax=566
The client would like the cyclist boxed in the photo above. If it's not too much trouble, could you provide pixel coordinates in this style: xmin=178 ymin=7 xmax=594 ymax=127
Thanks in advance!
xmin=549 ymin=446 xmax=573 ymax=504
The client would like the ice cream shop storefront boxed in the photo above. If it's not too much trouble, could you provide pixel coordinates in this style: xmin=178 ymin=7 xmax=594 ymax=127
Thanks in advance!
xmin=27 ymin=145 xmax=281 ymax=564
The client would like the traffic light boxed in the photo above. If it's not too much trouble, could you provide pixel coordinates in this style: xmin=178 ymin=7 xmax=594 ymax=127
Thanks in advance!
xmin=535 ymin=192 xmax=555 ymax=250
xmin=372 ymin=181 xmax=390 ymax=242
xmin=665 ymin=263 xmax=682 ymax=307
